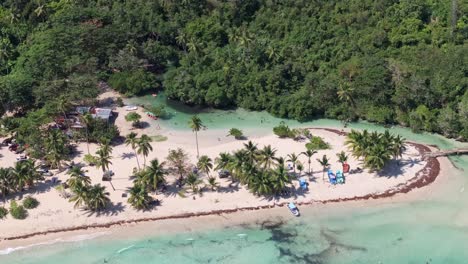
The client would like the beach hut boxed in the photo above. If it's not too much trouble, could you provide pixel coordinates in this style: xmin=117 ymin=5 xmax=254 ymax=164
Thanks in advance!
xmin=342 ymin=163 xmax=350 ymax=173
xmin=327 ymin=169 xmax=337 ymax=185
xmin=336 ymin=170 xmax=345 ymax=184
xmin=299 ymin=179 xmax=308 ymax=190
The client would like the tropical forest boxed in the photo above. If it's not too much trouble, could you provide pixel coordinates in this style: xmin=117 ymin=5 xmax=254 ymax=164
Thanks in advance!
xmin=0 ymin=0 xmax=467 ymax=142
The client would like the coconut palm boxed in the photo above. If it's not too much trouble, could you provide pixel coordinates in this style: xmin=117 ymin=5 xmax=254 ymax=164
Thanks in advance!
xmin=258 ymin=145 xmax=277 ymax=169
xmin=12 ymin=160 xmax=39 ymax=190
xmin=185 ymin=172 xmax=203 ymax=195
xmin=301 ymin=149 xmax=317 ymax=175
xmin=296 ymin=162 xmax=304 ymax=177
xmin=137 ymin=134 xmax=153 ymax=168
xmin=85 ymin=184 xmax=110 ymax=211
xmin=206 ymin=177 xmax=219 ymax=191
xmin=249 ymin=171 xmax=272 ymax=196
xmin=336 ymin=151 xmax=349 ymax=165
xmin=125 ymin=132 xmax=141 ymax=170
xmin=66 ymin=166 xmax=91 ymax=191
xmin=391 ymin=135 xmax=406 ymax=159
xmin=69 ymin=182 xmax=89 ymax=209
xmin=243 ymin=141 xmax=258 ymax=162
xmin=143 ymin=159 xmax=167 ymax=191
xmin=228 ymin=150 xmax=247 ymax=182
xmin=80 ymin=113 xmax=93 ymax=155
xmin=316 ymin=155 xmax=330 ymax=181
xmin=188 ymin=115 xmax=204 ymax=158
xmin=215 ymin=152 xmax=232 ymax=171
xmin=365 ymin=145 xmax=392 ymax=171
xmin=197 ymin=155 xmax=213 ymax=177
xmin=287 ymin=153 xmax=299 ymax=174
xmin=128 ymin=183 xmax=153 ymax=210
xmin=0 ymin=167 xmax=13 ymax=200
xmin=98 ymin=138 xmax=113 ymax=157
xmin=272 ymin=163 xmax=291 ymax=194
xmin=95 ymin=148 xmax=112 ymax=173
xmin=44 ymin=129 xmax=69 ymax=169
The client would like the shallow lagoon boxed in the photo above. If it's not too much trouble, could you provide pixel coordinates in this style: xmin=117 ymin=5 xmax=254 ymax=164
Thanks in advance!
xmin=2 ymin=94 xmax=468 ymax=264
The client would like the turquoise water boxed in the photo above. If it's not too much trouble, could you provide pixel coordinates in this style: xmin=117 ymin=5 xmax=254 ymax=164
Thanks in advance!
xmin=2 ymin=95 xmax=468 ymax=263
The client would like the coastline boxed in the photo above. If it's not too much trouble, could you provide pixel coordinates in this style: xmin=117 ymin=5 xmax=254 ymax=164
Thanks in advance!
xmin=0 ymin=138 xmax=444 ymax=243
xmin=0 ymin=91 xmax=457 ymax=250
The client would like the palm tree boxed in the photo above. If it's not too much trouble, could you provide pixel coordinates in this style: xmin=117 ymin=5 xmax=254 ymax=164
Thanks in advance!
xmin=215 ymin=152 xmax=232 ymax=171
xmin=12 ymin=160 xmax=39 ymax=190
xmin=272 ymin=163 xmax=291 ymax=194
xmin=125 ymin=132 xmax=141 ymax=170
xmin=66 ymin=166 xmax=91 ymax=191
xmin=243 ymin=141 xmax=258 ymax=162
xmin=365 ymin=145 xmax=392 ymax=171
xmin=391 ymin=135 xmax=406 ymax=160
xmin=128 ymin=183 xmax=153 ymax=210
xmin=185 ymin=172 xmax=203 ymax=195
xmin=258 ymin=145 xmax=277 ymax=169
xmin=287 ymin=153 xmax=299 ymax=174
xmin=80 ymin=113 xmax=93 ymax=155
xmin=137 ymin=134 xmax=153 ymax=168
xmin=57 ymin=96 xmax=70 ymax=120
xmin=228 ymin=150 xmax=247 ymax=182
xmin=188 ymin=115 xmax=204 ymax=158
xmin=249 ymin=171 xmax=272 ymax=196
xmin=0 ymin=167 xmax=13 ymax=201
xmin=317 ymin=155 xmax=330 ymax=181
xmin=95 ymin=148 xmax=112 ymax=173
xmin=69 ymin=182 xmax=89 ymax=209
xmin=301 ymin=149 xmax=317 ymax=176
xmin=206 ymin=177 xmax=219 ymax=191
xmin=336 ymin=151 xmax=349 ymax=165
xmin=45 ymin=129 xmax=68 ymax=169
xmin=86 ymin=184 xmax=110 ymax=211
xmin=296 ymin=162 xmax=304 ymax=177
xmin=197 ymin=155 xmax=213 ymax=177
xmin=143 ymin=159 xmax=167 ymax=191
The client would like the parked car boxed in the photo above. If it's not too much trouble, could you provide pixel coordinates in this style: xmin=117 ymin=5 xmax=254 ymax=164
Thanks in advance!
xmin=16 ymin=154 xmax=27 ymax=161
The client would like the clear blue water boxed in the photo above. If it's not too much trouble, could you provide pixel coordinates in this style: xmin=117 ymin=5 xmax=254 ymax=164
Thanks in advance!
xmin=2 ymin=94 xmax=468 ymax=263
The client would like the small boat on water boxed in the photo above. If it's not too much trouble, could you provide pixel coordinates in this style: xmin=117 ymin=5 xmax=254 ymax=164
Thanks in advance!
xmin=125 ymin=105 xmax=138 ymax=111
xmin=152 ymin=93 xmax=157 ymax=97
xmin=288 ymin=202 xmax=300 ymax=217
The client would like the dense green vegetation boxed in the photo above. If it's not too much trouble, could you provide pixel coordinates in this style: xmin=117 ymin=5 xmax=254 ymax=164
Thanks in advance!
xmin=345 ymin=129 xmax=406 ymax=171
xmin=22 ymin=196 xmax=39 ymax=209
xmin=0 ymin=0 xmax=467 ymax=140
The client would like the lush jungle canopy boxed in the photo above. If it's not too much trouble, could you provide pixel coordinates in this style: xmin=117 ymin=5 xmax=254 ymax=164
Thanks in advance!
xmin=0 ymin=0 xmax=467 ymax=139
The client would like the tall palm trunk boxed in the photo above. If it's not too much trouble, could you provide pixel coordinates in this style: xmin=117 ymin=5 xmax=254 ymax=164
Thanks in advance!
xmin=195 ymin=131 xmax=199 ymax=158
xmin=308 ymin=160 xmax=311 ymax=175
xmin=133 ymin=148 xmax=141 ymax=170
xmin=85 ymin=127 xmax=90 ymax=155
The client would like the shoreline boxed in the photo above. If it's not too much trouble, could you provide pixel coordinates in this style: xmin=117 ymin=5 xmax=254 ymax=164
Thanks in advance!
xmin=1 ymin=138 xmax=441 ymax=242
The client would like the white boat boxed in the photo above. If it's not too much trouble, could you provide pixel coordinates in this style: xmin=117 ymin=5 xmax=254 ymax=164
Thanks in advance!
xmin=125 ymin=105 xmax=138 ymax=111
xmin=288 ymin=202 xmax=300 ymax=217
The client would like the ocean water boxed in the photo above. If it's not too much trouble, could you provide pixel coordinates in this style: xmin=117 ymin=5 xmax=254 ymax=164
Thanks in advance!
xmin=2 ymin=95 xmax=468 ymax=263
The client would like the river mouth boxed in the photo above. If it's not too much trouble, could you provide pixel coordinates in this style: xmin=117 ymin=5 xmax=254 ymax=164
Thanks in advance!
xmin=2 ymin=94 xmax=468 ymax=263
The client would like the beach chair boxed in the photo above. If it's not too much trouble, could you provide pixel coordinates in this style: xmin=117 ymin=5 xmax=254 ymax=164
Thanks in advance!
xmin=336 ymin=170 xmax=345 ymax=184
xmin=327 ymin=169 xmax=337 ymax=185
xmin=299 ymin=179 xmax=308 ymax=190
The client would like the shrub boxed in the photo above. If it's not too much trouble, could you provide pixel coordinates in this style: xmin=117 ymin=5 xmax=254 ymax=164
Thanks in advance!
xmin=305 ymin=136 xmax=330 ymax=150
xmin=273 ymin=122 xmax=291 ymax=138
xmin=23 ymin=196 xmax=39 ymax=209
xmin=0 ymin=207 xmax=8 ymax=219
xmin=227 ymin=128 xmax=244 ymax=139
xmin=10 ymin=201 xmax=27 ymax=220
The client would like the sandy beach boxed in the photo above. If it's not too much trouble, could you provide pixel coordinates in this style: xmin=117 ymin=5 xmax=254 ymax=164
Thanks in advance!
xmin=0 ymin=91 xmax=451 ymax=248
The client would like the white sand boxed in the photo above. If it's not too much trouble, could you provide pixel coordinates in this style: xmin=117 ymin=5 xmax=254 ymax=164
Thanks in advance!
xmin=0 ymin=91 xmax=437 ymax=243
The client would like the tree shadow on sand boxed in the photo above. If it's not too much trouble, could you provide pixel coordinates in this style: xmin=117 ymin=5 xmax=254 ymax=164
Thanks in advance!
xmin=121 ymin=152 xmax=136 ymax=160
xmin=377 ymin=158 xmax=422 ymax=178
xmin=86 ymin=202 xmax=126 ymax=217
